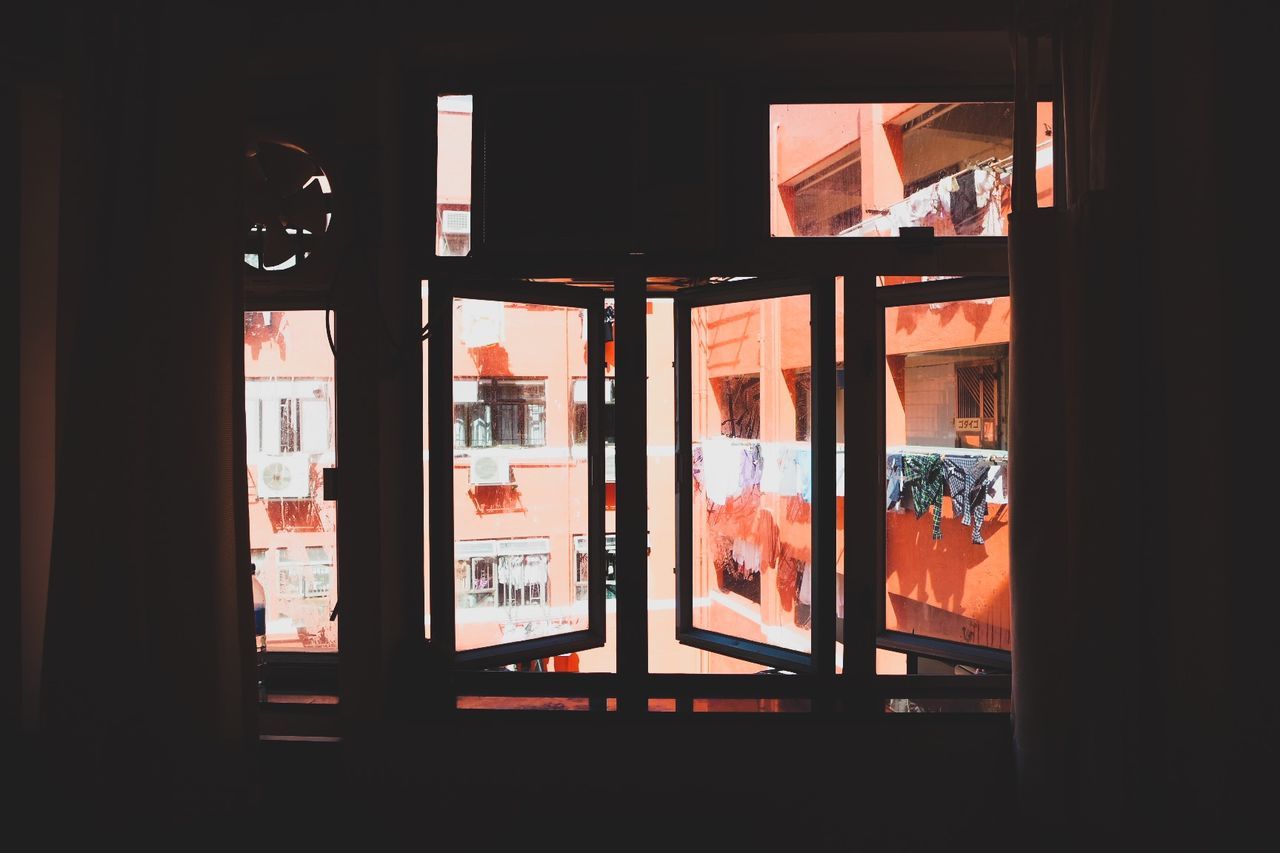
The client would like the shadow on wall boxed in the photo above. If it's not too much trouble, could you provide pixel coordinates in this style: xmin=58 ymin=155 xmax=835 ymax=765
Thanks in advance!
xmin=891 ymin=299 xmax=998 ymax=341
xmin=888 ymin=512 xmax=1007 ymax=611
xmin=467 ymin=344 xmax=512 ymax=376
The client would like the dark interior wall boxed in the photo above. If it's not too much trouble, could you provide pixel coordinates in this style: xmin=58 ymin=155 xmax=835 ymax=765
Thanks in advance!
xmin=4 ymin=74 xmax=18 ymax=735
xmin=10 ymin=1 xmax=1244 ymax=839
xmin=16 ymin=85 xmax=60 ymax=732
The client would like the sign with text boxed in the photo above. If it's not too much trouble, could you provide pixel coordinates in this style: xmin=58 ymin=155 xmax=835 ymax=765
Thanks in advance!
xmin=954 ymin=417 xmax=982 ymax=432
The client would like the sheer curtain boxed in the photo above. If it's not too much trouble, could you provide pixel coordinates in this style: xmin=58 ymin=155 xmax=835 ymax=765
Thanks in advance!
xmin=1008 ymin=0 xmax=1227 ymax=836
xmin=37 ymin=5 xmax=254 ymax=818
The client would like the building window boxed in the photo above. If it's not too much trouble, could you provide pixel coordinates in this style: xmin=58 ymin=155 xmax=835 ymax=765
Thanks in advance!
xmin=453 ymin=378 xmax=547 ymax=448
xmin=574 ymin=534 xmax=616 ymax=601
xmin=890 ymin=344 xmax=1008 ymax=450
xmin=436 ymin=94 xmax=473 ymax=257
xmin=709 ymin=374 xmax=761 ymax=439
xmin=457 ymin=556 xmax=495 ymax=609
xmin=245 ymin=379 xmax=331 ymax=456
xmin=770 ymin=101 xmax=1054 ymax=237
xmin=572 ymin=377 xmax=615 ymax=445
xmin=455 ymin=538 xmax=551 ymax=609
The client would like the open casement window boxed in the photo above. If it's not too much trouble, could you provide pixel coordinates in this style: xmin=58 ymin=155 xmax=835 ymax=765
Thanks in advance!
xmin=243 ymin=309 xmax=339 ymax=656
xmin=675 ymin=277 xmax=837 ymax=674
xmin=875 ymin=276 xmax=1012 ymax=673
xmin=428 ymin=280 xmax=607 ymax=668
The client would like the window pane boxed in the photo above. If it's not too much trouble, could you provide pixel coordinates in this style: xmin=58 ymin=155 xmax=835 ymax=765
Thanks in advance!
xmin=452 ymin=298 xmax=592 ymax=652
xmin=436 ymin=94 xmax=472 ymax=256
xmin=244 ymin=310 xmax=338 ymax=652
xmin=770 ymin=102 xmax=1053 ymax=237
xmin=883 ymin=296 xmax=1011 ymax=655
xmin=690 ymin=295 xmax=812 ymax=657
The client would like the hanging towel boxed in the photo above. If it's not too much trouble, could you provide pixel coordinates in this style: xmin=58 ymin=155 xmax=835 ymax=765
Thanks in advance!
xmin=904 ymin=453 xmax=946 ymax=540
xmin=886 ymin=453 xmax=904 ymax=510
xmin=700 ymin=440 xmax=743 ymax=506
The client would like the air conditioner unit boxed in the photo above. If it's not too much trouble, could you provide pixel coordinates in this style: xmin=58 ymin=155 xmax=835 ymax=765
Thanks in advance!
xmin=441 ymin=209 xmax=471 ymax=235
xmin=470 ymin=452 xmax=512 ymax=486
xmin=256 ymin=455 xmax=312 ymax=499
xmin=604 ymin=445 xmax=616 ymax=483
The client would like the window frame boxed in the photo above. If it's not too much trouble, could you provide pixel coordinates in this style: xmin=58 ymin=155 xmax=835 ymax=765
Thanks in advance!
xmin=241 ymin=298 xmax=341 ymax=691
xmin=872 ymin=274 xmax=1013 ymax=671
xmin=674 ymin=276 xmax=837 ymax=675
xmin=427 ymin=278 xmax=608 ymax=669
xmin=393 ymin=67 xmax=1059 ymax=712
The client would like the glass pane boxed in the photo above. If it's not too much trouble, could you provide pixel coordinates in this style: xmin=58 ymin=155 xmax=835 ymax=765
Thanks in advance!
xmin=436 ymin=95 xmax=472 ymax=256
xmin=689 ymin=294 xmax=812 ymax=657
xmin=452 ymin=298 xmax=592 ymax=652
xmin=647 ymin=298 xmax=766 ymax=674
xmin=884 ymin=296 xmax=1011 ymax=653
xmin=770 ymin=102 xmax=1054 ymax=237
xmin=244 ymin=310 xmax=338 ymax=651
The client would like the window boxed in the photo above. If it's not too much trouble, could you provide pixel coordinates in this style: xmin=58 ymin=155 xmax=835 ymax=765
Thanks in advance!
xmin=243 ymin=310 xmax=338 ymax=653
xmin=456 ymin=539 xmax=550 ymax=609
xmin=436 ymin=94 xmax=473 ymax=257
xmin=431 ymin=288 xmax=607 ymax=665
xmin=574 ymin=534 xmax=616 ymax=601
xmin=677 ymin=282 xmax=833 ymax=673
xmin=572 ymin=378 xmax=615 ymax=445
xmin=453 ymin=378 xmax=546 ymax=448
xmin=412 ymin=78 xmax=1034 ymax=708
xmin=881 ymin=288 xmax=1012 ymax=666
xmin=710 ymin=375 xmax=760 ymax=438
xmin=771 ymin=102 xmax=1053 ymax=237
xmin=245 ymin=379 xmax=331 ymax=459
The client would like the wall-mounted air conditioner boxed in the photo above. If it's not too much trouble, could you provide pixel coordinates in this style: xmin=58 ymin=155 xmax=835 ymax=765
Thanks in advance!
xmin=470 ymin=451 xmax=512 ymax=486
xmin=441 ymin=209 xmax=471 ymax=235
xmin=256 ymin=455 xmax=312 ymax=499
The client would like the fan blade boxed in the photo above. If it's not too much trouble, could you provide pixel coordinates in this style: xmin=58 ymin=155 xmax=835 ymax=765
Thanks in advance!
xmin=256 ymin=141 xmax=315 ymax=197
xmin=281 ymin=181 xmax=330 ymax=234
xmin=261 ymin=223 xmax=297 ymax=269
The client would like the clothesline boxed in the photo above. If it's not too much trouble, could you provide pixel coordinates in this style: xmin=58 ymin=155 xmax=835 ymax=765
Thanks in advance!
xmin=887 ymin=451 xmax=1009 ymax=545
xmin=887 ymin=444 xmax=1008 ymax=459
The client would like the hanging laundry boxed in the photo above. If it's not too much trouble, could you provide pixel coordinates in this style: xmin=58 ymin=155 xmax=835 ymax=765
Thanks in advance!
xmin=985 ymin=459 xmax=1009 ymax=505
xmin=951 ymin=169 xmax=979 ymax=229
xmin=739 ymin=442 xmax=764 ymax=491
xmin=775 ymin=447 xmax=800 ymax=496
xmin=760 ymin=443 xmax=782 ymax=493
xmin=731 ymin=538 xmax=762 ymax=576
xmin=945 ymin=456 xmax=991 ymax=545
xmin=459 ymin=299 xmax=504 ymax=347
xmin=796 ymin=447 xmax=812 ymax=503
xmin=980 ymin=173 xmax=1006 ymax=235
xmin=699 ymin=440 xmax=744 ymax=506
xmin=886 ymin=453 xmax=904 ymax=510
xmin=523 ymin=554 xmax=549 ymax=586
xmin=904 ymin=453 xmax=946 ymax=540
xmin=752 ymin=507 xmax=779 ymax=574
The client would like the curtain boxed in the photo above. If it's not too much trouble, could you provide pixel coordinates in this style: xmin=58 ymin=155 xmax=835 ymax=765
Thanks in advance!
xmin=37 ymin=5 xmax=253 ymax=819
xmin=1009 ymin=0 xmax=1228 ymax=838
